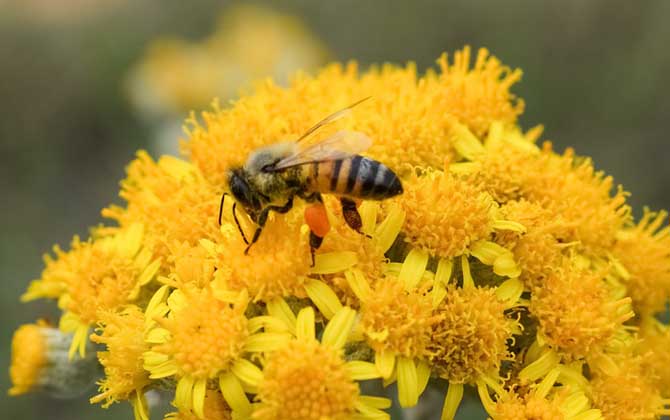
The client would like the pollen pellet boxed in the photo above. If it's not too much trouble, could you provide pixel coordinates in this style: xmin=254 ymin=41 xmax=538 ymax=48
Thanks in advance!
xmin=304 ymin=204 xmax=331 ymax=238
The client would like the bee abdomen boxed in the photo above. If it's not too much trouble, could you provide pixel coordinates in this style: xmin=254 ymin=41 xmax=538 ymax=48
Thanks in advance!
xmin=313 ymin=156 xmax=403 ymax=200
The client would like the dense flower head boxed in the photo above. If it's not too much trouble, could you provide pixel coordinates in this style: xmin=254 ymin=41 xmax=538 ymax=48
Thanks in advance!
xmin=612 ymin=209 xmax=670 ymax=314
xmin=89 ymin=306 xmax=150 ymax=407
xmin=428 ymin=285 xmax=517 ymax=384
xmin=253 ymin=338 xmax=358 ymax=420
xmin=359 ymin=277 xmax=438 ymax=358
xmin=10 ymin=46 xmax=670 ymax=420
xmin=530 ymin=258 xmax=633 ymax=359
xmin=395 ymin=168 xmax=496 ymax=259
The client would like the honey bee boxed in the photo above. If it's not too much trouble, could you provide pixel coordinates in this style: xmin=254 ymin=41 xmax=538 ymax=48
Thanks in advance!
xmin=220 ymin=98 xmax=403 ymax=264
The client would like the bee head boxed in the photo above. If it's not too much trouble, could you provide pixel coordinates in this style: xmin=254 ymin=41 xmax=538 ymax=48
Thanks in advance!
xmin=227 ymin=168 xmax=261 ymax=211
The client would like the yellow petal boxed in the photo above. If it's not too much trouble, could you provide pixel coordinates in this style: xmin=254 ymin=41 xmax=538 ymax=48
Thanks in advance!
xmin=321 ymin=306 xmax=356 ymax=349
xmin=397 ymin=357 xmax=418 ymax=408
xmin=296 ymin=306 xmax=315 ymax=341
xmin=175 ymin=376 xmax=194 ymax=412
xmin=192 ymin=377 xmax=207 ymax=419
xmin=243 ymin=333 xmax=291 ymax=353
xmin=219 ymin=372 xmax=251 ymax=416
xmin=495 ymin=277 xmax=524 ymax=308
xmin=519 ymin=349 xmax=559 ymax=383
xmin=266 ymin=297 xmax=297 ymax=335
xmin=375 ymin=350 xmax=396 ymax=379
xmin=344 ymin=268 xmax=371 ymax=301
xmin=312 ymin=252 xmax=358 ymax=274
xmin=304 ymin=279 xmax=343 ymax=320
xmin=399 ymin=249 xmax=429 ymax=290
xmin=461 ymin=255 xmax=474 ymax=289
xmin=441 ymin=382 xmax=463 ymax=420
xmin=374 ymin=204 xmax=405 ymax=253
xmin=346 ymin=361 xmax=381 ymax=380
xmin=231 ymin=359 xmax=263 ymax=389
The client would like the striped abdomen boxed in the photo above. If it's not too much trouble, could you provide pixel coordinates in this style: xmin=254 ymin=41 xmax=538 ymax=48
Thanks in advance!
xmin=306 ymin=156 xmax=403 ymax=200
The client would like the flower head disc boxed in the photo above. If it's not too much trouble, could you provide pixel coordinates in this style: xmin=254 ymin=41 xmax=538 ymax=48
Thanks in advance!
xmin=148 ymin=286 xmax=249 ymax=380
xmin=254 ymin=306 xmax=388 ymax=420
xmin=9 ymin=323 xmax=47 ymax=396
xmin=90 ymin=306 xmax=150 ymax=407
xmin=207 ymin=212 xmax=312 ymax=302
xmin=253 ymin=338 xmax=358 ymax=420
xmin=395 ymin=169 xmax=495 ymax=259
xmin=613 ymin=210 xmax=670 ymax=314
xmin=428 ymin=285 xmax=516 ymax=384
xmin=359 ymin=277 xmax=438 ymax=359
xmin=530 ymin=259 xmax=633 ymax=360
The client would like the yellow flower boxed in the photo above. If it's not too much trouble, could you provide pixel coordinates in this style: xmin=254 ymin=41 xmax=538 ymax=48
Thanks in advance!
xmin=434 ymin=47 xmax=524 ymax=139
xmin=495 ymin=200 xmax=569 ymax=289
xmin=164 ymin=389 xmax=232 ymax=420
xmin=144 ymin=284 xmax=286 ymax=418
xmin=9 ymin=322 xmax=48 ymax=396
xmin=612 ymin=209 xmax=670 ymax=314
xmin=9 ymin=321 xmax=99 ymax=397
xmin=530 ymin=257 xmax=633 ymax=360
xmin=428 ymin=285 xmax=518 ymax=384
xmin=477 ymin=367 xmax=603 ymax=420
xmin=590 ymin=352 xmax=670 ymax=420
xmin=25 ymin=224 xmax=160 ymax=359
xmin=252 ymin=306 xmax=390 ymax=420
xmin=89 ymin=305 xmax=150 ymax=413
xmin=103 ymin=151 xmax=222 ymax=265
xmin=637 ymin=316 xmax=670 ymax=396
xmin=393 ymin=168 xmax=496 ymax=259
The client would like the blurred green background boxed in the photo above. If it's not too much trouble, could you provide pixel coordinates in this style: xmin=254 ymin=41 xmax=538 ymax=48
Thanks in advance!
xmin=2 ymin=0 xmax=669 ymax=418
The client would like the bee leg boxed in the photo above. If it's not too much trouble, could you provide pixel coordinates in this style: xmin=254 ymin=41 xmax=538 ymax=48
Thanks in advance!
xmin=340 ymin=197 xmax=371 ymax=238
xmin=244 ymin=197 xmax=294 ymax=255
xmin=309 ymin=232 xmax=324 ymax=267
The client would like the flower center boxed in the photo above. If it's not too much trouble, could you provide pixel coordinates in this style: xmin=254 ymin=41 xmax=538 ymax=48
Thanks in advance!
xmin=254 ymin=339 xmax=359 ymax=420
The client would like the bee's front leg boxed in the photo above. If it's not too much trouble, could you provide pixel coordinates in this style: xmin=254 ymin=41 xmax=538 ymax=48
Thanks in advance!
xmin=244 ymin=197 xmax=294 ymax=255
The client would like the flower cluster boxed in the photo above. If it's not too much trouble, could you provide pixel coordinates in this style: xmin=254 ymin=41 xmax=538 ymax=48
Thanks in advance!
xmin=10 ymin=46 xmax=670 ymax=420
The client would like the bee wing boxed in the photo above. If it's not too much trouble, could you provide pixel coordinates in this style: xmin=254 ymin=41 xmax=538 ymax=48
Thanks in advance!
xmin=271 ymin=130 xmax=373 ymax=171
xmin=296 ymin=96 xmax=371 ymax=143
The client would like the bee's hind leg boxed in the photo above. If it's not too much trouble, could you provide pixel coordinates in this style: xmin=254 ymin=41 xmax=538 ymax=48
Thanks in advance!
xmin=244 ymin=197 xmax=294 ymax=255
xmin=340 ymin=197 xmax=371 ymax=238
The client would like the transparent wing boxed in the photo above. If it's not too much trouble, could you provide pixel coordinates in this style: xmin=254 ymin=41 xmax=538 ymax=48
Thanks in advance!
xmin=271 ymin=130 xmax=373 ymax=171
xmin=296 ymin=96 xmax=371 ymax=143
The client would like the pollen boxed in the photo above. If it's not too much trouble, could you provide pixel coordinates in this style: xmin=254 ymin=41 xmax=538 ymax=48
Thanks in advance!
xmin=205 ymin=211 xmax=312 ymax=302
xmin=395 ymin=169 xmax=495 ymax=259
xmin=638 ymin=317 xmax=670 ymax=395
xmin=359 ymin=277 xmax=439 ymax=358
xmin=9 ymin=323 xmax=47 ymax=396
xmin=612 ymin=210 xmax=670 ymax=314
xmin=103 ymin=151 xmax=222 ymax=263
xmin=252 ymin=339 xmax=359 ymax=420
xmin=89 ymin=306 xmax=150 ymax=407
xmin=428 ymin=285 xmax=516 ymax=384
xmin=530 ymin=259 xmax=633 ymax=360
xmin=151 ymin=286 xmax=249 ymax=379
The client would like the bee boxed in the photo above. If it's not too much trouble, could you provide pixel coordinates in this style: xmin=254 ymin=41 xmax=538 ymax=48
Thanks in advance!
xmin=219 ymin=98 xmax=403 ymax=264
